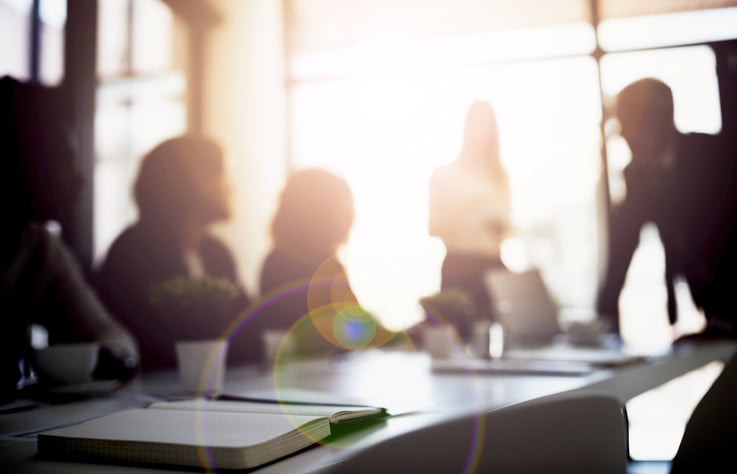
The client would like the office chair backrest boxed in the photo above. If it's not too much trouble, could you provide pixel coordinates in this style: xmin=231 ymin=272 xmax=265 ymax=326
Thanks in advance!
xmin=318 ymin=390 xmax=628 ymax=474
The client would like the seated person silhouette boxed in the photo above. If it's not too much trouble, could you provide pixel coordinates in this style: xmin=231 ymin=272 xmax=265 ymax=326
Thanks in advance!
xmin=258 ymin=168 xmax=394 ymax=357
xmin=94 ymin=134 xmax=253 ymax=371
xmin=0 ymin=76 xmax=138 ymax=402
xmin=596 ymin=78 xmax=736 ymax=339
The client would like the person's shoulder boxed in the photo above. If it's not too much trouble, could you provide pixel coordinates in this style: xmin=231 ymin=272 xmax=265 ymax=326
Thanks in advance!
xmin=201 ymin=234 xmax=238 ymax=277
xmin=678 ymin=132 xmax=734 ymax=173
xmin=95 ymin=223 xmax=149 ymax=273
xmin=259 ymin=248 xmax=281 ymax=268
xmin=107 ymin=223 xmax=147 ymax=249
xmin=317 ymin=254 xmax=347 ymax=275
xmin=430 ymin=162 xmax=457 ymax=181
xmin=429 ymin=162 xmax=469 ymax=192
xmin=261 ymin=247 xmax=314 ymax=274
xmin=679 ymin=132 xmax=729 ymax=154
xmin=201 ymin=233 xmax=234 ymax=258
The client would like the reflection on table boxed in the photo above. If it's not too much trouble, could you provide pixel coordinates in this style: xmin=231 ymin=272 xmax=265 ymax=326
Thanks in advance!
xmin=1 ymin=340 xmax=735 ymax=473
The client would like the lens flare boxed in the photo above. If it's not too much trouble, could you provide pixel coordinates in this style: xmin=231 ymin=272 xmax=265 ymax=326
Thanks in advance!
xmin=332 ymin=305 xmax=378 ymax=349
xmin=188 ymin=267 xmax=490 ymax=471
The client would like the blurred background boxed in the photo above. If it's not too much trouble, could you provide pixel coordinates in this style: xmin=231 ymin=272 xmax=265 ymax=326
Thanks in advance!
xmin=4 ymin=0 xmax=737 ymax=340
xmin=3 ymin=0 xmax=737 ymax=459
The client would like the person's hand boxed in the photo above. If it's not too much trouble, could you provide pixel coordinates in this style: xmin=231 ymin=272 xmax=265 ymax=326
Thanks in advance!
xmin=92 ymin=345 xmax=139 ymax=383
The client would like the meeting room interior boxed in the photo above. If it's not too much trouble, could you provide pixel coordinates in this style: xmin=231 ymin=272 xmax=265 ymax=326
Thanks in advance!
xmin=2 ymin=1 xmax=737 ymax=473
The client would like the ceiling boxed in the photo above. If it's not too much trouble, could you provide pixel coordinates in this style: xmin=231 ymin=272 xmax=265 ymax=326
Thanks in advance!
xmin=285 ymin=0 xmax=737 ymax=54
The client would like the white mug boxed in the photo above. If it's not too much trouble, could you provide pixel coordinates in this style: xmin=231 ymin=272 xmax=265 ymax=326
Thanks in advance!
xmin=422 ymin=325 xmax=459 ymax=359
xmin=35 ymin=342 xmax=100 ymax=385
xmin=175 ymin=339 xmax=229 ymax=396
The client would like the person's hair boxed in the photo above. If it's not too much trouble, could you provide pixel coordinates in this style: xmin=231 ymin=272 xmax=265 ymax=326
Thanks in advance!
xmin=460 ymin=100 xmax=507 ymax=184
xmin=271 ymin=168 xmax=354 ymax=258
xmin=616 ymin=78 xmax=674 ymax=129
xmin=134 ymin=133 xmax=224 ymax=225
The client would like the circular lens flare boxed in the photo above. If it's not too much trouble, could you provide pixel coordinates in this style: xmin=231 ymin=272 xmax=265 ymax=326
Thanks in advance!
xmin=332 ymin=305 xmax=378 ymax=349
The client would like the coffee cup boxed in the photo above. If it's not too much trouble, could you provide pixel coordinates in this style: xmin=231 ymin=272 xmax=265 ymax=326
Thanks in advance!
xmin=422 ymin=325 xmax=460 ymax=359
xmin=175 ymin=339 xmax=228 ymax=396
xmin=35 ymin=342 xmax=100 ymax=385
xmin=567 ymin=320 xmax=609 ymax=346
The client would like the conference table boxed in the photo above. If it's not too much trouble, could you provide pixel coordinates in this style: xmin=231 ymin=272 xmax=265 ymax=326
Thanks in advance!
xmin=1 ymin=339 xmax=735 ymax=473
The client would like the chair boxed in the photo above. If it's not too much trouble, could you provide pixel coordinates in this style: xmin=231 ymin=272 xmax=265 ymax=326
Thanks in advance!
xmin=316 ymin=390 xmax=628 ymax=473
xmin=669 ymin=349 xmax=737 ymax=473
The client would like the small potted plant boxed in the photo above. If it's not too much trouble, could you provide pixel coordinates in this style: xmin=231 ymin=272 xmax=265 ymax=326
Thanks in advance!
xmin=147 ymin=276 xmax=247 ymax=339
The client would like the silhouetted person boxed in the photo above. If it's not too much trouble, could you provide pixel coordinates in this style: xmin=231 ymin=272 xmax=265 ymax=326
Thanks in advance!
xmin=94 ymin=134 xmax=252 ymax=371
xmin=0 ymin=76 xmax=138 ymax=402
xmin=258 ymin=168 xmax=393 ymax=355
xmin=428 ymin=100 xmax=512 ymax=324
xmin=597 ymin=78 xmax=737 ymax=338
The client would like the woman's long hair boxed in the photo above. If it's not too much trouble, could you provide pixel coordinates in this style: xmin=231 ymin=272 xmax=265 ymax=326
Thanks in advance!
xmin=459 ymin=100 xmax=507 ymax=187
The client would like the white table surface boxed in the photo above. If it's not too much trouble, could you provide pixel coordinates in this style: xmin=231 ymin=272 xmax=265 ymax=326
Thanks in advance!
xmin=2 ymin=340 xmax=735 ymax=473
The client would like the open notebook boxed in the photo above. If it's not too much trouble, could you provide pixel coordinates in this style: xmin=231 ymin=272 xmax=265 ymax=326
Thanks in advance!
xmin=37 ymin=398 xmax=386 ymax=470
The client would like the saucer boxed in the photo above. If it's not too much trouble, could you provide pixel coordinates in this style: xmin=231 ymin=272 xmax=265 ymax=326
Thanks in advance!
xmin=46 ymin=379 xmax=122 ymax=396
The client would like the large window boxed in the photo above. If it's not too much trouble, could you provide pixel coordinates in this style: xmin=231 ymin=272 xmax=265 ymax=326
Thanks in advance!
xmin=93 ymin=0 xmax=186 ymax=264
xmin=287 ymin=5 xmax=737 ymax=339
xmin=285 ymin=5 xmax=737 ymax=461
xmin=289 ymin=25 xmax=602 ymax=331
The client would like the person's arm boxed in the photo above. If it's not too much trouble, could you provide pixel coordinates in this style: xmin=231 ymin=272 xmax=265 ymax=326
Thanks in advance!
xmin=33 ymin=228 xmax=139 ymax=378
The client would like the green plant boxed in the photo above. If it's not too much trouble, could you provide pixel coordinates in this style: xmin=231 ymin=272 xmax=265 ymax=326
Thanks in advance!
xmin=147 ymin=276 xmax=244 ymax=321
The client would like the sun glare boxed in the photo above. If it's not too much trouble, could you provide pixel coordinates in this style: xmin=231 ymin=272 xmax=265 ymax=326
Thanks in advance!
xmin=291 ymin=33 xmax=604 ymax=330
xmin=290 ymin=20 xmax=725 ymax=333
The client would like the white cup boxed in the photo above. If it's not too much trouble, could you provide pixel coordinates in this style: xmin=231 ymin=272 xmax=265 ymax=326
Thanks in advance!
xmin=262 ymin=329 xmax=290 ymax=362
xmin=35 ymin=342 xmax=100 ymax=385
xmin=567 ymin=320 xmax=609 ymax=346
xmin=175 ymin=339 xmax=228 ymax=396
xmin=422 ymin=326 xmax=458 ymax=359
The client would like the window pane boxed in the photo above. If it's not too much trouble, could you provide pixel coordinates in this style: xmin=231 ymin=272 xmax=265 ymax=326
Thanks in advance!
xmin=97 ymin=0 xmax=130 ymax=78
xmin=131 ymin=0 xmax=173 ymax=74
xmin=290 ymin=22 xmax=596 ymax=81
xmin=94 ymin=73 xmax=186 ymax=263
xmin=286 ymin=0 xmax=591 ymax=55
xmin=0 ymin=0 xmax=32 ymax=80
xmin=599 ymin=7 xmax=737 ymax=51
xmin=39 ymin=0 xmax=65 ymax=85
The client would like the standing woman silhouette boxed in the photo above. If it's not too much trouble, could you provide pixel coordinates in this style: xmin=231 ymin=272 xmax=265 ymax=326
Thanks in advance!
xmin=428 ymin=100 xmax=512 ymax=322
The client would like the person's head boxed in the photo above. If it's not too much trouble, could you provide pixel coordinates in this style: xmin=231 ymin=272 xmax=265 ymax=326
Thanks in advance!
xmin=460 ymin=100 xmax=503 ymax=175
xmin=0 ymin=76 xmax=82 ymax=229
xmin=615 ymin=78 xmax=676 ymax=161
xmin=134 ymin=133 xmax=231 ymax=230
xmin=271 ymin=168 xmax=354 ymax=259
